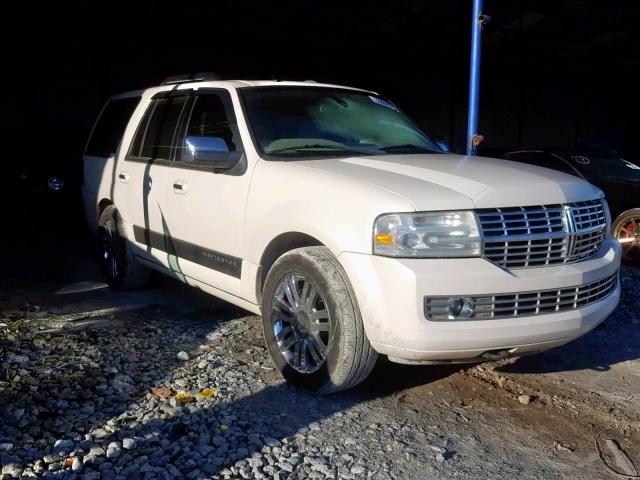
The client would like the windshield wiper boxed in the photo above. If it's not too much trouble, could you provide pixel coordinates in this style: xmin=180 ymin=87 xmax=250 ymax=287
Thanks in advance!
xmin=378 ymin=144 xmax=441 ymax=154
xmin=267 ymin=144 xmax=376 ymax=156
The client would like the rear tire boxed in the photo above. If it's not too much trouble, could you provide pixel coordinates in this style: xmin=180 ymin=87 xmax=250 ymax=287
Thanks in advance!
xmin=98 ymin=206 xmax=151 ymax=290
xmin=612 ymin=208 xmax=640 ymax=266
xmin=261 ymin=246 xmax=378 ymax=394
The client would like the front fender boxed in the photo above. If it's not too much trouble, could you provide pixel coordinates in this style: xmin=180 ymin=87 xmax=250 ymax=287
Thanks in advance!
xmin=244 ymin=160 xmax=414 ymax=264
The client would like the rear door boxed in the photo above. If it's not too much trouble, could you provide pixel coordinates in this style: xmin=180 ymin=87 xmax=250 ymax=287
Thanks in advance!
xmin=83 ymin=95 xmax=141 ymax=230
xmin=115 ymin=91 xmax=190 ymax=268
xmin=162 ymin=89 xmax=250 ymax=296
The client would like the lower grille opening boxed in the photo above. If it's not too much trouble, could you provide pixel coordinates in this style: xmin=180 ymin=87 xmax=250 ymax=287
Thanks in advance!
xmin=424 ymin=271 xmax=618 ymax=321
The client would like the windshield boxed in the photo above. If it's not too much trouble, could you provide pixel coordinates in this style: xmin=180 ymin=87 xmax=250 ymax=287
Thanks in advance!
xmin=240 ymin=86 xmax=441 ymax=158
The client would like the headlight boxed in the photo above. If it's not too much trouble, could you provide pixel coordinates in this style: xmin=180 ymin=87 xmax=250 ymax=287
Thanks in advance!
xmin=373 ymin=211 xmax=482 ymax=258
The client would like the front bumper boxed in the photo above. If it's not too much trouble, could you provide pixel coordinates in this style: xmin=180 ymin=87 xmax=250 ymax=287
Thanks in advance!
xmin=338 ymin=235 xmax=621 ymax=362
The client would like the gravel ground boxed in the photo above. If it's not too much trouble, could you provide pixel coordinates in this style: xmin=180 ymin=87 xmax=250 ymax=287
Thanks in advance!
xmin=0 ymin=253 xmax=638 ymax=480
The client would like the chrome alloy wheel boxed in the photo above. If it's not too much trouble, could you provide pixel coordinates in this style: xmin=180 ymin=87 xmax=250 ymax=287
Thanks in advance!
xmin=615 ymin=214 xmax=640 ymax=262
xmin=271 ymin=273 xmax=331 ymax=373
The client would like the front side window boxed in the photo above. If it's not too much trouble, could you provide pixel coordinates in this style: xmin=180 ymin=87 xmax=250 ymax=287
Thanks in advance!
xmin=240 ymin=86 xmax=440 ymax=158
xmin=176 ymin=92 xmax=241 ymax=163
xmin=128 ymin=95 xmax=188 ymax=160
xmin=176 ymin=92 xmax=242 ymax=163
xmin=86 ymin=97 xmax=140 ymax=157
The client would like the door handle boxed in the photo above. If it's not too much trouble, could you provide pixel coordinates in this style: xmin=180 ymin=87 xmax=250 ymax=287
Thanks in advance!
xmin=118 ymin=171 xmax=130 ymax=183
xmin=173 ymin=180 xmax=188 ymax=194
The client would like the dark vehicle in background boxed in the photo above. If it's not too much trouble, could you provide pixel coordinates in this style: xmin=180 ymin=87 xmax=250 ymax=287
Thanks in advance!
xmin=505 ymin=148 xmax=640 ymax=265
xmin=4 ymin=125 xmax=85 ymax=244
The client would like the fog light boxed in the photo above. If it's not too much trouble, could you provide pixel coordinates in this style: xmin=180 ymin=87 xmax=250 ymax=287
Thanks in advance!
xmin=447 ymin=297 xmax=475 ymax=319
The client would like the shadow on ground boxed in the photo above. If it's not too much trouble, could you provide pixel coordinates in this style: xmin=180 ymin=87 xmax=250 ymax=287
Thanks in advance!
xmin=0 ymin=235 xmax=459 ymax=478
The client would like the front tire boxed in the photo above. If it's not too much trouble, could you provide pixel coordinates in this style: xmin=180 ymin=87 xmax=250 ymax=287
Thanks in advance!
xmin=98 ymin=206 xmax=151 ymax=290
xmin=612 ymin=208 xmax=640 ymax=266
xmin=261 ymin=247 xmax=377 ymax=393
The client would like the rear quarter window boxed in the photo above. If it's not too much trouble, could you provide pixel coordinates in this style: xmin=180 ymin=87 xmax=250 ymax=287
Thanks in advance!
xmin=85 ymin=97 xmax=141 ymax=157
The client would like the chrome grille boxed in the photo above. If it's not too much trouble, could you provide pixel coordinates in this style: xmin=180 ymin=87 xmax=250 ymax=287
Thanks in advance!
xmin=425 ymin=271 xmax=618 ymax=321
xmin=478 ymin=199 xmax=607 ymax=268
xmin=570 ymin=229 xmax=607 ymax=262
xmin=570 ymin=200 xmax=607 ymax=230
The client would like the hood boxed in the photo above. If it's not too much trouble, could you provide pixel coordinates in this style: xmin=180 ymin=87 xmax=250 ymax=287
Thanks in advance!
xmin=290 ymin=154 xmax=603 ymax=210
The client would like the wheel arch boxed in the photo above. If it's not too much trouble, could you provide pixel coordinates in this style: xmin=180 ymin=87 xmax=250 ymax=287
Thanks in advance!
xmin=256 ymin=232 xmax=325 ymax=302
xmin=97 ymin=199 xmax=114 ymax=224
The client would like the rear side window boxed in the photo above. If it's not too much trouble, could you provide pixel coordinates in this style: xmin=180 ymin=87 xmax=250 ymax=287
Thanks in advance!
xmin=128 ymin=95 xmax=188 ymax=160
xmin=85 ymin=97 xmax=140 ymax=157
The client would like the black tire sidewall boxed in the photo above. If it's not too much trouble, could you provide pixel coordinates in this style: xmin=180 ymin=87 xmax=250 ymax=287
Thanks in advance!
xmin=261 ymin=251 xmax=347 ymax=392
xmin=98 ymin=208 xmax=129 ymax=289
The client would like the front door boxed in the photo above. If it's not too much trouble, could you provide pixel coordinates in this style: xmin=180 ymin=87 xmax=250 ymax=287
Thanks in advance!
xmin=162 ymin=89 xmax=251 ymax=297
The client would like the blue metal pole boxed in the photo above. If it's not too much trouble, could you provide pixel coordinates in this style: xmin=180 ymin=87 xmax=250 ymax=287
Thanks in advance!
xmin=466 ymin=0 xmax=483 ymax=155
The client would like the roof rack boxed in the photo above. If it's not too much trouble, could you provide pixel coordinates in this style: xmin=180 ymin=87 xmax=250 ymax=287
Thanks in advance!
xmin=161 ymin=72 xmax=222 ymax=85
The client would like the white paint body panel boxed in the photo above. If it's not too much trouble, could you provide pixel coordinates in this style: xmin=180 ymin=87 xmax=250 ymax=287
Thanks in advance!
xmin=294 ymin=153 xmax=603 ymax=211
xmin=83 ymin=80 xmax=621 ymax=363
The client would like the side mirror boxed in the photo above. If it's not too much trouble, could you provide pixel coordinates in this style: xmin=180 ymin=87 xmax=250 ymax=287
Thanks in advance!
xmin=183 ymin=136 xmax=242 ymax=171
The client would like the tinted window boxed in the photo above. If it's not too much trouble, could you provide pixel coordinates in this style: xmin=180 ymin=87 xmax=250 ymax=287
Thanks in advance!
xmin=129 ymin=95 xmax=188 ymax=160
xmin=85 ymin=97 xmax=140 ymax=157
xmin=176 ymin=93 xmax=240 ymax=162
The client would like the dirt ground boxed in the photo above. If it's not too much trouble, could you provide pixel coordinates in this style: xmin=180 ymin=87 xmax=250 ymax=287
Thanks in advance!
xmin=0 ymin=236 xmax=638 ymax=479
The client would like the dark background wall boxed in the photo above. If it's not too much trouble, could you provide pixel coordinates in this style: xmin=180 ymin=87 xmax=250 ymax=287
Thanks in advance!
xmin=3 ymin=0 xmax=639 ymax=153
xmin=1 ymin=0 xmax=639 ymax=249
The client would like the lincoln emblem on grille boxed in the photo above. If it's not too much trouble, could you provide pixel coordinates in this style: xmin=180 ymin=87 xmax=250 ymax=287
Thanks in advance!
xmin=563 ymin=204 xmax=578 ymax=259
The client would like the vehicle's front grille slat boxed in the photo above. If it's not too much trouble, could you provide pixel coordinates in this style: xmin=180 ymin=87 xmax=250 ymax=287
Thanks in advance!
xmin=424 ymin=271 xmax=618 ymax=320
xmin=479 ymin=199 xmax=607 ymax=269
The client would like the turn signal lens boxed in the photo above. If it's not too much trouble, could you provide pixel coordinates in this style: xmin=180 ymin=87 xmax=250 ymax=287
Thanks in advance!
xmin=375 ymin=233 xmax=394 ymax=245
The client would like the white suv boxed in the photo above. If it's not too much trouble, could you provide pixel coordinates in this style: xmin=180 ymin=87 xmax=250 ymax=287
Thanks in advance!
xmin=83 ymin=74 xmax=621 ymax=393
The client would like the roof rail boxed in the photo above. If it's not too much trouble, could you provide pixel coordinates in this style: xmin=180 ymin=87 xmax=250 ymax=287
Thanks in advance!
xmin=270 ymin=78 xmax=318 ymax=83
xmin=161 ymin=72 xmax=222 ymax=85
